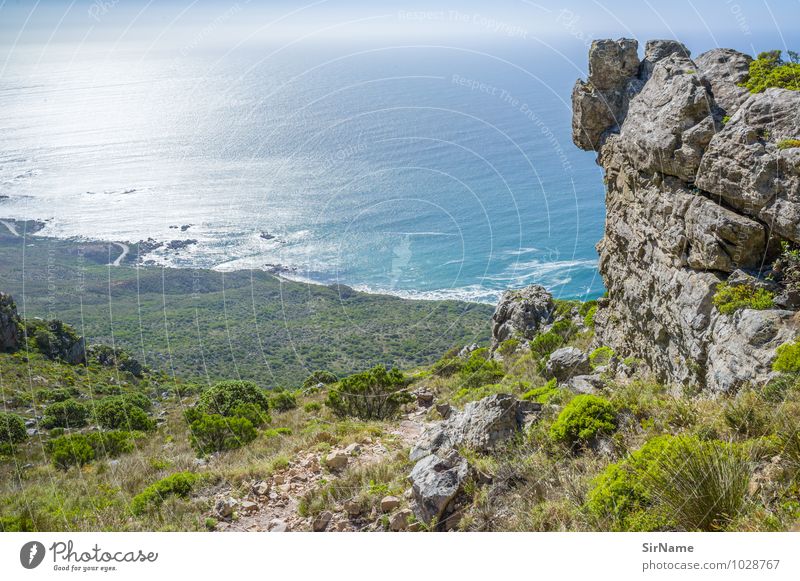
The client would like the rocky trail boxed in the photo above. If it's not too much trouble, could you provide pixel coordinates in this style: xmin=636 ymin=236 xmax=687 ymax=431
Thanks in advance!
xmin=217 ymin=415 xmax=426 ymax=532
xmin=0 ymin=220 xmax=20 ymax=237
xmin=110 ymin=242 xmax=129 ymax=267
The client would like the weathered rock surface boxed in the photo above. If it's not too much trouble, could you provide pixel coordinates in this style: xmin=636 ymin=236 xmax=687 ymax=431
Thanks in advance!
xmin=572 ymin=39 xmax=799 ymax=391
xmin=408 ymin=450 xmax=469 ymax=524
xmin=544 ymin=347 xmax=591 ymax=382
xmin=410 ymin=394 xmax=538 ymax=461
xmin=0 ymin=293 xmax=21 ymax=352
xmin=490 ymin=285 xmax=554 ymax=350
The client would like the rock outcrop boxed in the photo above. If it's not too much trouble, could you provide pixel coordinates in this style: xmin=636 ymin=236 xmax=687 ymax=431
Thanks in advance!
xmin=572 ymin=39 xmax=800 ymax=391
xmin=0 ymin=293 xmax=21 ymax=352
xmin=490 ymin=285 xmax=554 ymax=350
xmin=408 ymin=394 xmax=539 ymax=526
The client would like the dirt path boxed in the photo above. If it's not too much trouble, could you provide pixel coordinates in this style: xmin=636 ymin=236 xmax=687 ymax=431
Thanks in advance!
xmin=0 ymin=220 xmax=19 ymax=237
xmin=110 ymin=242 xmax=129 ymax=266
xmin=220 ymin=414 xmax=426 ymax=532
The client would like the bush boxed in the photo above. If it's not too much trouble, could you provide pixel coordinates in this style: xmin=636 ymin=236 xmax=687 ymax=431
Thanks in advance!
xmin=712 ymin=283 xmax=774 ymax=315
xmin=497 ymin=338 xmax=520 ymax=356
xmin=551 ymin=319 xmax=577 ymax=341
xmin=303 ymin=370 xmax=338 ymax=389
xmin=304 ymin=402 xmax=322 ymax=413
xmin=269 ymin=390 xmax=297 ymax=412
xmin=198 ymin=380 xmax=269 ymax=417
xmin=47 ymin=434 xmax=95 ymax=469
xmin=86 ymin=430 xmax=135 ymax=458
xmin=326 ymin=365 xmax=412 ymax=420
xmin=130 ymin=472 xmax=201 ymax=515
xmin=549 ymin=394 xmax=617 ymax=447
xmin=88 ymin=344 xmax=144 ymax=377
xmin=589 ymin=346 xmax=614 ymax=368
xmin=27 ymin=319 xmax=84 ymax=362
xmin=41 ymin=399 xmax=89 ymax=429
xmin=723 ymin=391 xmax=770 ymax=437
xmin=741 ymin=50 xmax=800 ymax=93
xmin=773 ymin=340 xmax=800 ymax=372
xmin=0 ymin=412 xmax=27 ymax=448
xmin=430 ymin=356 xmax=463 ymax=377
xmin=587 ymin=436 xmax=676 ymax=531
xmin=529 ymin=332 xmax=563 ymax=359
xmin=458 ymin=349 xmax=505 ymax=388
xmin=583 ymin=303 xmax=598 ymax=328
xmin=522 ymin=379 xmax=562 ymax=404
xmin=646 ymin=437 xmax=751 ymax=531
xmin=189 ymin=413 xmax=257 ymax=454
xmin=93 ymin=397 xmax=155 ymax=431
xmin=229 ymin=402 xmax=271 ymax=427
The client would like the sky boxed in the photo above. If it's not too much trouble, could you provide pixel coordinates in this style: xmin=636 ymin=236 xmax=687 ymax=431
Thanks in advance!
xmin=1 ymin=0 xmax=799 ymax=53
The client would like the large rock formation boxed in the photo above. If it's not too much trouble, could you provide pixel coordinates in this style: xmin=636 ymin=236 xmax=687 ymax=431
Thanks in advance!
xmin=572 ymin=39 xmax=800 ymax=392
xmin=490 ymin=285 xmax=554 ymax=350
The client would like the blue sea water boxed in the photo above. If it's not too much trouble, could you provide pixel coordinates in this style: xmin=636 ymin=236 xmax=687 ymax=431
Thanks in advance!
xmin=0 ymin=40 xmax=607 ymax=304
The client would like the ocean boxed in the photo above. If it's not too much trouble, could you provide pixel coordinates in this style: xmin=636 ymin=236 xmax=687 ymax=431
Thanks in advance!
xmin=0 ymin=39 xmax=605 ymax=304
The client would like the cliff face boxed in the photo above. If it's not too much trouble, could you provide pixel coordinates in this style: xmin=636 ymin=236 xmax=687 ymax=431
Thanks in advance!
xmin=572 ymin=39 xmax=800 ymax=392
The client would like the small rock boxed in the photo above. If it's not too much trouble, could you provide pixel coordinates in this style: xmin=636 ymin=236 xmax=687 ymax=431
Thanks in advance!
xmin=343 ymin=500 xmax=362 ymax=516
xmin=544 ymin=347 xmax=591 ymax=382
xmin=26 ymin=428 xmax=38 ymax=436
xmin=380 ymin=495 xmax=401 ymax=513
xmin=214 ymin=497 xmax=237 ymax=520
xmin=24 ymin=418 xmax=36 ymax=428
xmin=240 ymin=500 xmax=258 ymax=514
xmin=313 ymin=511 xmax=332 ymax=532
xmin=390 ymin=509 xmax=412 ymax=531
xmin=324 ymin=450 xmax=348 ymax=471
xmin=252 ymin=480 xmax=270 ymax=496
xmin=344 ymin=442 xmax=363 ymax=456
xmin=268 ymin=519 xmax=288 ymax=532
xmin=435 ymin=403 xmax=453 ymax=419
xmin=415 ymin=390 xmax=434 ymax=407
xmin=193 ymin=457 xmax=207 ymax=467
xmin=273 ymin=473 xmax=285 ymax=485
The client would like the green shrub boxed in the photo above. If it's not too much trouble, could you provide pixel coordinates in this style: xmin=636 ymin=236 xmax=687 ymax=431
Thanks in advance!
xmin=27 ymin=319 xmax=84 ymax=362
xmin=41 ymin=399 xmax=89 ymax=429
xmin=269 ymin=390 xmax=297 ymax=412
xmin=0 ymin=412 xmax=27 ymax=447
xmin=47 ymin=434 xmax=95 ymax=469
xmin=39 ymin=387 xmax=79 ymax=402
xmin=723 ymin=391 xmax=770 ymax=437
xmin=430 ymin=356 xmax=463 ymax=377
xmin=326 ymin=365 xmax=412 ymax=420
xmin=497 ymin=338 xmax=520 ymax=356
xmin=777 ymin=138 xmax=800 ymax=150
xmin=741 ymin=50 xmax=800 ymax=93
xmin=712 ymin=283 xmax=774 ymax=315
xmin=229 ymin=402 xmax=271 ymax=427
xmin=88 ymin=344 xmax=144 ymax=377
xmin=587 ymin=436 xmax=676 ymax=531
xmin=553 ymin=299 xmax=579 ymax=319
xmin=522 ymin=379 xmax=562 ymax=404
xmin=589 ymin=346 xmax=615 ymax=368
xmin=86 ymin=430 xmax=135 ymax=458
xmin=304 ymin=402 xmax=322 ymax=413
xmin=551 ymin=319 xmax=577 ymax=341
xmin=529 ymin=332 xmax=563 ymax=359
xmin=303 ymin=370 xmax=338 ymax=389
xmin=198 ymin=380 xmax=269 ymax=417
xmin=583 ymin=303 xmax=598 ymax=328
xmin=93 ymin=397 xmax=155 ymax=431
xmin=773 ymin=340 xmax=800 ymax=373
xmin=189 ymin=413 xmax=257 ymax=454
xmin=774 ymin=241 xmax=800 ymax=293
xmin=457 ymin=349 xmax=505 ymax=388
xmin=645 ymin=437 xmax=751 ymax=531
xmin=131 ymin=472 xmax=201 ymax=515
xmin=549 ymin=394 xmax=617 ymax=446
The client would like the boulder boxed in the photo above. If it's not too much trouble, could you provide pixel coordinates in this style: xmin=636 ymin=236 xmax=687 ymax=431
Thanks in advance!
xmin=380 ymin=496 xmax=401 ymax=513
xmin=312 ymin=511 xmax=332 ymax=532
xmin=214 ymin=497 xmax=237 ymax=520
xmin=566 ymin=374 xmax=605 ymax=394
xmin=545 ymin=347 xmax=591 ymax=382
xmin=408 ymin=450 xmax=469 ymax=524
xmin=389 ymin=509 xmax=412 ymax=531
xmin=0 ymin=293 xmax=21 ymax=352
xmin=324 ymin=450 xmax=348 ymax=471
xmin=491 ymin=285 xmax=555 ymax=349
xmin=410 ymin=394 xmax=538 ymax=461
